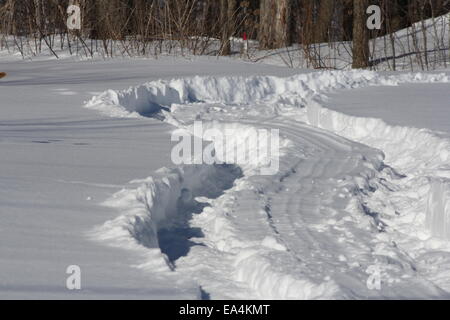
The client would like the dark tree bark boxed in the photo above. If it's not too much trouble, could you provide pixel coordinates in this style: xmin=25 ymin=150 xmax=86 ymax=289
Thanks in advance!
xmin=259 ymin=0 xmax=292 ymax=49
xmin=220 ymin=0 xmax=236 ymax=55
xmin=273 ymin=0 xmax=291 ymax=48
xmin=315 ymin=0 xmax=334 ymax=43
xmin=352 ymin=0 xmax=370 ymax=68
xmin=259 ymin=0 xmax=272 ymax=49
xmin=34 ymin=0 xmax=43 ymax=32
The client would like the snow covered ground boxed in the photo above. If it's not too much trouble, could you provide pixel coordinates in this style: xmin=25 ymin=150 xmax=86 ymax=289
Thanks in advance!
xmin=245 ymin=13 xmax=450 ymax=71
xmin=326 ymin=81 xmax=450 ymax=136
xmin=84 ymin=70 xmax=450 ymax=299
xmin=0 ymin=57 xmax=299 ymax=299
xmin=1 ymin=41 xmax=450 ymax=300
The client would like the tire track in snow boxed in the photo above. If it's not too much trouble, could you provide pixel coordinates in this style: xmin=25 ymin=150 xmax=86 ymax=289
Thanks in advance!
xmin=305 ymin=95 xmax=450 ymax=294
xmin=85 ymin=71 xmax=450 ymax=299
xmin=168 ymin=113 xmax=436 ymax=299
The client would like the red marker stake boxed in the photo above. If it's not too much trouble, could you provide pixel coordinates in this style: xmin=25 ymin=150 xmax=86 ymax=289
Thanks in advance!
xmin=242 ymin=32 xmax=248 ymax=56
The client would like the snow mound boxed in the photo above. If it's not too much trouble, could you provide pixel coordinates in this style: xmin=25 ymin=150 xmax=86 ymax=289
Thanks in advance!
xmin=427 ymin=179 xmax=450 ymax=239
xmin=85 ymin=71 xmax=448 ymax=118
xmin=87 ymin=70 xmax=450 ymax=241
xmin=90 ymin=163 xmax=242 ymax=277
xmin=307 ymin=97 xmax=450 ymax=241
xmin=86 ymin=70 xmax=450 ymax=299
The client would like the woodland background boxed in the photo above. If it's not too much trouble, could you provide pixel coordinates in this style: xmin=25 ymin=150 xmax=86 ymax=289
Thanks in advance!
xmin=0 ymin=0 xmax=449 ymax=70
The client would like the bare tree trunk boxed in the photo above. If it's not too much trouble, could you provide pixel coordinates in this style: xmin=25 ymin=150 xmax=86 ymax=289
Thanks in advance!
xmin=274 ymin=0 xmax=291 ymax=48
xmin=315 ymin=0 xmax=334 ymax=43
xmin=259 ymin=0 xmax=292 ymax=49
xmin=259 ymin=0 xmax=272 ymax=49
xmin=220 ymin=0 xmax=236 ymax=55
xmin=352 ymin=0 xmax=370 ymax=68
xmin=34 ymin=0 xmax=43 ymax=33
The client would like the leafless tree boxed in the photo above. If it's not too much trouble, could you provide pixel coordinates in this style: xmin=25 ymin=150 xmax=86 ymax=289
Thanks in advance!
xmin=352 ymin=0 xmax=370 ymax=68
xmin=259 ymin=0 xmax=292 ymax=49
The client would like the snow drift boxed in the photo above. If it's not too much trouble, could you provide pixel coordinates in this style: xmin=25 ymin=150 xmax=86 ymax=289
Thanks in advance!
xmin=86 ymin=70 xmax=450 ymax=240
xmin=86 ymin=71 xmax=448 ymax=118
xmin=86 ymin=70 xmax=450 ymax=299
xmin=306 ymin=96 xmax=450 ymax=241
xmin=90 ymin=164 xmax=242 ymax=270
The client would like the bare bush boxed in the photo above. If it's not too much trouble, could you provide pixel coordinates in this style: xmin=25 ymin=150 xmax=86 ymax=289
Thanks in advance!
xmin=0 ymin=0 xmax=448 ymax=70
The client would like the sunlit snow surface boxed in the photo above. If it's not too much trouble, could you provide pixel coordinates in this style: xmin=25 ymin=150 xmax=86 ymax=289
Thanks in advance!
xmin=0 ymin=57 xmax=300 ymax=299
xmin=1 ymin=38 xmax=449 ymax=299
xmin=86 ymin=70 xmax=450 ymax=299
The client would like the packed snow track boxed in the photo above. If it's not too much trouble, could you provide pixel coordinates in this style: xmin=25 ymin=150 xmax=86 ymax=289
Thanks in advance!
xmin=86 ymin=70 xmax=450 ymax=299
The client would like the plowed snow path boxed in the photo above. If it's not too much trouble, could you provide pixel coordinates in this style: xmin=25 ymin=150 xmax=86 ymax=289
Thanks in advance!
xmin=167 ymin=114 xmax=443 ymax=299
xmin=87 ymin=71 xmax=450 ymax=299
xmin=0 ymin=57 xmax=301 ymax=299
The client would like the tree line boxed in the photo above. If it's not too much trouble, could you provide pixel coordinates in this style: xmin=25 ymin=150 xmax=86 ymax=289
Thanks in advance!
xmin=0 ymin=0 xmax=449 ymax=69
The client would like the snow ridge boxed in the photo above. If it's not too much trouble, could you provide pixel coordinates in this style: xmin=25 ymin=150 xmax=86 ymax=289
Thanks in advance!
xmin=307 ymin=97 xmax=450 ymax=241
xmin=85 ymin=71 xmax=448 ymax=118
xmin=86 ymin=70 xmax=450 ymax=299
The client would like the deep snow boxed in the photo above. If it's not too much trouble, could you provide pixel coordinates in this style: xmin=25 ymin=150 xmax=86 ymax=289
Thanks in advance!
xmin=325 ymin=82 xmax=450 ymax=136
xmin=1 ymin=34 xmax=449 ymax=299
xmin=0 ymin=57 xmax=300 ymax=299
xmin=85 ymin=70 xmax=450 ymax=299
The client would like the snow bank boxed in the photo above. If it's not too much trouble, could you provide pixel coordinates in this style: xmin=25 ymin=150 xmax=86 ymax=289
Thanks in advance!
xmin=90 ymin=164 xmax=242 ymax=270
xmin=306 ymin=96 xmax=450 ymax=240
xmin=306 ymin=97 xmax=450 ymax=173
xmin=177 ymin=121 xmax=283 ymax=176
xmin=87 ymin=71 xmax=450 ymax=241
xmin=427 ymin=179 xmax=450 ymax=240
xmin=86 ymin=70 xmax=450 ymax=298
xmin=86 ymin=70 xmax=448 ymax=118
xmin=232 ymin=247 xmax=340 ymax=299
